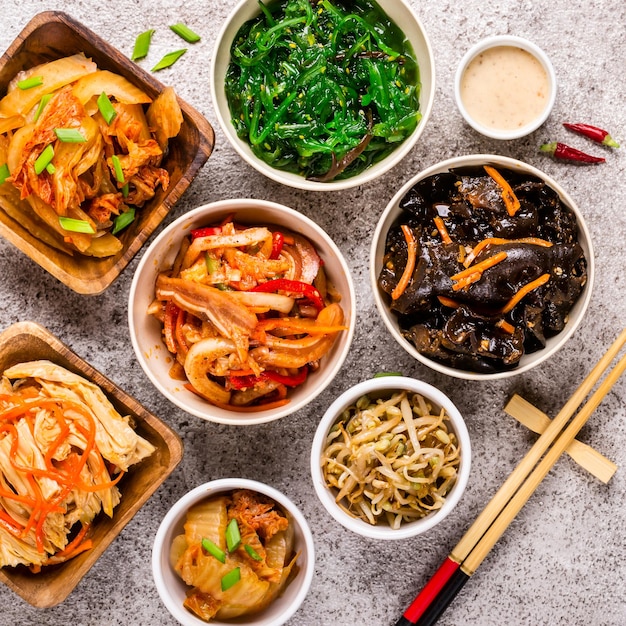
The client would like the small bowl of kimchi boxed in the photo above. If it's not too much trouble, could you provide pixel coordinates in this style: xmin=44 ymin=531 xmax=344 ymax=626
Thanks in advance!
xmin=310 ymin=375 xmax=471 ymax=540
xmin=129 ymin=198 xmax=356 ymax=425
xmin=152 ymin=478 xmax=315 ymax=626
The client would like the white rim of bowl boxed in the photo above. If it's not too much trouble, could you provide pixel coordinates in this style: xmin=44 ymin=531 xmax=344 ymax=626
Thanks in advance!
xmin=128 ymin=198 xmax=356 ymax=425
xmin=209 ymin=0 xmax=436 ymax=191
xmin=152 ymin=478 xmax=315 ymax=626
xmin=310 ymin=376 xmax=471 ymax=539
xmin=454 ymin=35 xmax=557 ymax=140
xmin=369 ymin=154 xmax=595 ymax=381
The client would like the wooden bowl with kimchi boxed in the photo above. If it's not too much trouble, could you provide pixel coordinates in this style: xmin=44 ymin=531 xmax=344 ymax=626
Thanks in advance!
xmin=152 ymin=478 xmax=315 ymax=625
xmin=0 ymin=321 xmax=183 ymax=608
xmin=0 ymin=11 xmax=214 ymax=294
xmin=129 ymin=198 xmax=356 ymax=425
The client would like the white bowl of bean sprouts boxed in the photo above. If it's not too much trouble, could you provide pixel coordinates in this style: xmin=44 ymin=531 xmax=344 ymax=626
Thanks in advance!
xmin=310 ymin=376 xmax=471 ymax=540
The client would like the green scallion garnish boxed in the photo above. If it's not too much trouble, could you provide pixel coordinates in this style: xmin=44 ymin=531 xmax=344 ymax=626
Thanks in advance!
xmin=201 ymin=538 xmax=226 ymax=564
xmin=46 ymin=163 xmax=56 ymax=175
xmin=121 ymin=182 xmax=130 ymax=198
xmin=131 ymin=29 xmax=155 ymax=61
xmin=34 ymin=144 xmax=54 ymax=175
xmin=244 ymin=544 xmax=263 ymax=561
xmin=58 ymin=217 xmax=95 ymax=234
xmin=151 ymin=49 xmax=187 ymax=72
xmin=225 ymin=518 xmax=241 ymax=552
xmin=221 ymin=567 xmax=241 ymax=592
xmin=0 ymin=163 xmax=9 ymax=185
xmin=17 ymin=75 xmax=43 ymax=90
xmin=54 ymin=128 xmax=87 ymax=143
xmin=34 ymin=93 xmax=52 ymax=122
xmin=374 ymin=372 xmax=404 ymax=378
xmin=97 ymin=91 xmax=117 ymax=125
xmin=169 ymin=23 xmax=201 ymax=43
xmin=111 ymin=154 xmax=125 ymax=183
xmin=111 ymin=208 xmax=135 ymax=235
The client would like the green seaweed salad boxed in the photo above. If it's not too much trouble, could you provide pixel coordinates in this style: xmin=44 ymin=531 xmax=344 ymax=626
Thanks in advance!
xmin=225 ymin=0 xmax=422 ymax=182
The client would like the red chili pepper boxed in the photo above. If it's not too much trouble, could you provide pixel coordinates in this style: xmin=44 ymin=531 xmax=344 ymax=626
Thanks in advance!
xmin=539 ymin=142 xmax=605 ymax=164
xmin=251 ymin=278 xmax=325 ymax=311
xmin=269 ymin=231 xmax=285 ymax=259
xmin=190 ymin=226 xmax=222 ymax=239
xmin=563 ymin=123 xmax=620 ymax=148
xmin=229 ymin=366 xmax=308 ymax=390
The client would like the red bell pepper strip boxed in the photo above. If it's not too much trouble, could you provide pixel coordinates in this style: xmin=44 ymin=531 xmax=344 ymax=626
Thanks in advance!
xmin=190 ymin=226 xmax=222 ymax=239
xmin=269 ymin=231 xmax=285 ymax=259
xmin=251 ymin=278 xmax=325 ymax=311
xmin=229 ymin=366 xmax=308 ymax=390
xmin=563 ymin=123 xmax=619 ymax=148
xmin=539 ymin=142 xmax=605 ymax=164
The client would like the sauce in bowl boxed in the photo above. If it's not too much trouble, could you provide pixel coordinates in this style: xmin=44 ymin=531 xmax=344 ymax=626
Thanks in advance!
xmin=455 ymin=36 xmax=556 ymax=140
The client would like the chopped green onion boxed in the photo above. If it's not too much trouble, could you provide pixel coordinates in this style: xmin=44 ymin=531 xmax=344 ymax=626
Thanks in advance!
xmin=151 ymin=49 xmax=187 ymax=72
xmin=54 ymin=128 xmax=87 ymax=143
xmin=58 ymin=217 xmax=95 ymax=234
xmin=131 ymin=29 xmax=154 ymax=61
xmin=121 ymin=183 xmax=130 ymax=198
xmin=0 ymin=163 xmax=9 ymax=185
xmin=111 ymin=208 xmax=135 ymax=235
xmin=34 ymin=93 xmax=52 ymax=121
xmin=374 ymin=372 xmax=403 ymax=378
xmin=46 ymin=163 xmax=56 ymax=175
xmin=111 ymin=154 xmax=125 ymax=183
xmin=221 ymin=567 xmax=240 ymax=592
xmin=34 ymin=144 xmax=54 ymax=175
xmin=17 ymin=75 xmax=43 ymax=90
xmin=97 ymin=91 xmax=117 ymax=125
xmin=169 ymin=23 xmax=201 ymax=43
xmin=201 ymin=538 xmax=226 ymax=563
xmin=225 ymin=518 xmax=241 ymax=552
xmin=244 ymin=544 xmax=263 ymax=561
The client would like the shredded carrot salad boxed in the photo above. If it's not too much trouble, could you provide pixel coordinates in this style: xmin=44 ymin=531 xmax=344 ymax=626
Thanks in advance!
xmin=0 ymin=361 xmax=154 ymax=571
xmin=149 ymin=215 xmax=347 ymax=411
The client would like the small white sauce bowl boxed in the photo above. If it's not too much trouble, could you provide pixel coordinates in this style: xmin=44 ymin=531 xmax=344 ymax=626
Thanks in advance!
xmin=454 ymin=35 xmax=557 ymax=140
xmin=129 ymin=198 xmax=355 ymax=425
xmin=210 ymin=0 xmax=435 ymax=191
xmin=310 ymin=376 xmax=471 ymax=540
xmin=152 ymin=478 xmax=315 ymax=626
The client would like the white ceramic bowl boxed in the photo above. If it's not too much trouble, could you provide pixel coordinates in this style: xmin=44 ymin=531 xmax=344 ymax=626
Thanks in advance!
xmin=455 ymin=35 xmax=557 ymax=140
xmin=129 ymin=198 xmax=355 ymax=425
xmin=370 ymin=154 xmax=594 ymax=381
xmin=310 ymin=376 xmax=471 ymax=540
xmin=152 ymin=478 xmax=315 ymax=626
xmin=210 ymin=0 xmax=435 ymax=191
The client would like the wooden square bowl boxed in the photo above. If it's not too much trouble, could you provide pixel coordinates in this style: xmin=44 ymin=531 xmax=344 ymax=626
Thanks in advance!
xmin=0 ymin=11 xmax=215 ymax=294
xmin=0 ymin=321 xmax=184 ymax=607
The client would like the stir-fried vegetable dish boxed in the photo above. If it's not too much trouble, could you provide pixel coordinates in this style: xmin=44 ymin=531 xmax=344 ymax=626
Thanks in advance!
xmin=378 ymin=165 xmax=588 ymax=373
xmin=171 ymin=490 xmax=299 ymax=622
xmin=225 ymin=0 xmax=421 ymax=182
xmin=148 ymin=214 xmax=347 ymax=410
xmin=0 ymin=360 xmax=155 ymax=571
xmin=321 ymin=390 xmax=460 ymax=527
xmin=0 ymin=54 xmax=183 ymax=256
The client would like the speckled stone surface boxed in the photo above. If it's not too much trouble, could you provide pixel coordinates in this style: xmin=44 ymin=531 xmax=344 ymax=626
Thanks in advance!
xmin=1 ymin=1 xmax=625 ymax=625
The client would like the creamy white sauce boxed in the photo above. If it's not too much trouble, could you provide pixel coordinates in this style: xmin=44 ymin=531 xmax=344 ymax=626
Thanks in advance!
xmin=460 ymin=45 xmax=549 ymax=131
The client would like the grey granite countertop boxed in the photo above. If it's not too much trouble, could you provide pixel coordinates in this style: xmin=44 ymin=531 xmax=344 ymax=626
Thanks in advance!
xmin=1 ymin=1 xmax=625 ymax=625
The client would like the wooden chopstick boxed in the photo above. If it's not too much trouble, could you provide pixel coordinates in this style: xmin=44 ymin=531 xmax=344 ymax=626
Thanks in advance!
xmin=394 ymin=328 xmax=626 ymax=626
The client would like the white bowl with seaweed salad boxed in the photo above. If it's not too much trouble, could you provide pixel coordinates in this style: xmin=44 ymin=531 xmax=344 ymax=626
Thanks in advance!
xmin=211 ymin=0 xmax=435 ymax=191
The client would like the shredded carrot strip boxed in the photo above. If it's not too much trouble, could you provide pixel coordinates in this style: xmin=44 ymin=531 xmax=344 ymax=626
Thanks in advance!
xmin=484 ymin=165 xmax=521 ymax=216
xmin=498 ymin=273 xmax=551 ymax=314
xmin=255 ymin=318 xmax=348 ymax=335
xmin=496 ymin=319 xmax=516 ymax=335
xmin=437 ymin=296 xmax=461 ymax=308
xmin=463 ymin=236 xmax=553 ymax=268
xmin=452 ymin=272 xmax=481 ymax=292
xmin=433 ymin=217 xmax=452 ymax=244
xmin=391 ymin=225 xmax=418 ymax=300
xmin=451 ymin=251 xmax=508 ymax=282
